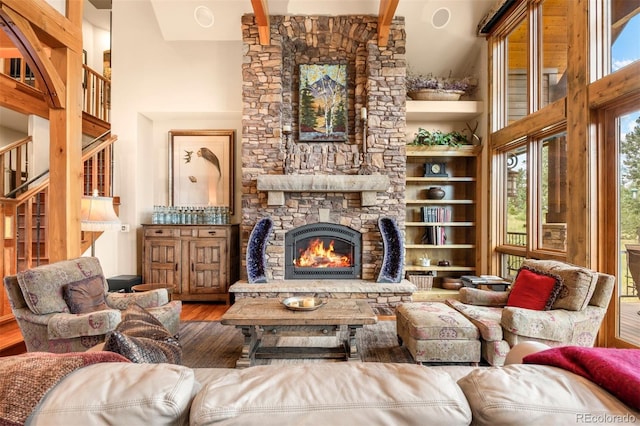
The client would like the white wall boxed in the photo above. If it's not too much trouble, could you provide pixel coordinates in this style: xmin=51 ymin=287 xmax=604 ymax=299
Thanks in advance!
xmin=0 ymin=126 xmax=26 ymax=145
xmin=109 ymin=0 xmax=242 ymax=277
xmin=28 ymin=115 xmax=50 ymax=178
xmin=399 ymin=0 xmax=491 ymax=78
xmin=82 ymin=20 xmax=111 ymax=72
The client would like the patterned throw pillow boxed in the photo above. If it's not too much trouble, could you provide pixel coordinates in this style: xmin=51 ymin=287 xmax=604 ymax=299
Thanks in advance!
xmin=63 ymin=276 xmax=109 ymax=314
xmin=522 ymin=259 xmax=598 ymax=311
xmin=104 ymin=304 xmax=182 ymax=364
xmin=506 ymin=266 xmax=562 ymax=311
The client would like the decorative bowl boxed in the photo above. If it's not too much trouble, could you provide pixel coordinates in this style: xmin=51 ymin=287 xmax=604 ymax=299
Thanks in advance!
xmin=408 ymin=89 xmax=464 ymax=101
xmin=281 ymin=296 xmax=327 ymax=311
xmin=427 ymin=187 xmax=445 ymax=200
xmin=441 ymin=279 xmax=463 ymax=290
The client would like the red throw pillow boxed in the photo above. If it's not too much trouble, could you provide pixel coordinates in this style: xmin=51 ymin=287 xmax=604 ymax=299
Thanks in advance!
xmin=506 ymin=267 xmax=562 ymax=311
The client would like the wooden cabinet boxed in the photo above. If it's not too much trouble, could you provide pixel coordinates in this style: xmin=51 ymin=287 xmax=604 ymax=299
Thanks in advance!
xmin=405 ymin=100 xmax=483 ymax=292
xmin=142 ymin=224 xmax=239 ymax=303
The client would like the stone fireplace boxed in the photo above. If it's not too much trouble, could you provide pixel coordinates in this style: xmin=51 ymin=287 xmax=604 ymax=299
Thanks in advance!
xmin=240 ymin=14 xmax=407 ymax=280
xmin=234 ymin=14 xmax=414 ymax=310
xmin=285 ymin=223 xmax=362 ymax=280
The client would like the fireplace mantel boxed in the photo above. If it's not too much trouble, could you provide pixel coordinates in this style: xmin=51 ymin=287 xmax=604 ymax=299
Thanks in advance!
xmin=257 ymin=175 xmax=390 ymax=206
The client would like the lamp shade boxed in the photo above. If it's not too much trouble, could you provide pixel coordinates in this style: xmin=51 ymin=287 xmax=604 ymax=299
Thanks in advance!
xmin=81 ymin=194 xmax=121 ymax=232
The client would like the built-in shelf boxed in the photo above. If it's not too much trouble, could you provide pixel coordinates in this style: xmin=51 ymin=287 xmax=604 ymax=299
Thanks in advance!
xmin=405 ymin=265 xmax=476 ymax=272
xmin=406 ymin=221 xmax=475 ymax=227
xmin=406 ymin=199 xmax=475 ymax=205
xmin=406 ymin=145 xmax=482 ymax=157
xmin=406 ymin=244 xmax=476 ymax=249
xmin=406 ymin=100 xmax=484 ymax=121
xmin=406 ymin=176 xmax=476 ymax=183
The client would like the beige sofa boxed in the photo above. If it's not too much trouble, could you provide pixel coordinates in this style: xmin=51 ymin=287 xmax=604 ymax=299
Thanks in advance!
xmin=24 ymin=356 xmax=639 ymax=425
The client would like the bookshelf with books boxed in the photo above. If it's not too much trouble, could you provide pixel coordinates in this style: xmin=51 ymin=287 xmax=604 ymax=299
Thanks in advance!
xmin=405 ymin=144 xmax=481 ymax=291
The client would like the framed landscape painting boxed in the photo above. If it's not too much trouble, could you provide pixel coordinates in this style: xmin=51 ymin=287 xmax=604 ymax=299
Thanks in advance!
xmin=169 ymin=129 xmax=234 ymax=213
xmin=299 ymin=64 xmax=347 ymax=142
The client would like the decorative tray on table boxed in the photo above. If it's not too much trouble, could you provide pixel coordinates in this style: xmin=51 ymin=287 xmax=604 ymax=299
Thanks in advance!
xmin=281 ymin=296 xmax=327 ymax=311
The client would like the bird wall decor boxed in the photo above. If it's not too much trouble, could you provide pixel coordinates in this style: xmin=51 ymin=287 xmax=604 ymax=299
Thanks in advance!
xmin=197 ymin=147 xmax=221 ymax=176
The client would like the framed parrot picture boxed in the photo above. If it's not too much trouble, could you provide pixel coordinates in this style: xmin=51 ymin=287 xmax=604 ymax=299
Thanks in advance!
xmin=169 ymin=129 xmax=235 ymax=213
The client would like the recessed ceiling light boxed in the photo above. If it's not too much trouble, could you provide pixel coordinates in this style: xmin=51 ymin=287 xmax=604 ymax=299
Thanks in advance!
xmin=194 ymin=5 xmax=214 ymax=28
xmin=432 ymin=7 xmax=451 ymax=29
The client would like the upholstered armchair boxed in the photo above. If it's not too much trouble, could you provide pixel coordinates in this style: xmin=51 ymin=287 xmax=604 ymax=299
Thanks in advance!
xmin=3 ymin=257 xmax=182 ymax=353
xmin=447 ymin=259 xmax=615 ymax=366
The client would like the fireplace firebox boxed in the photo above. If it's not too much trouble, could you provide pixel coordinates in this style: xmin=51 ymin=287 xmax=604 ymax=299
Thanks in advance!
xmin=285 ymin=223 xmax=362 ymax=279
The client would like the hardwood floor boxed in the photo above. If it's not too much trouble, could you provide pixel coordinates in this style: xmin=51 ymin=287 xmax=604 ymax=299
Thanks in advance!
xmin=181 ymin=302 xmax=230 ymax=321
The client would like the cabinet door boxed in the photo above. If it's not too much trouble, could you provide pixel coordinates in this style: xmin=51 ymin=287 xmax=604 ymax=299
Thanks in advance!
xmin=143 ymin=238 xmax=181 ymax=290
xmin=188 ymin=238 xmax=227 ymax=295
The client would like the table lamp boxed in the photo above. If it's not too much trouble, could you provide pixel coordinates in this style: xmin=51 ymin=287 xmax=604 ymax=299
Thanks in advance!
xmin=81 ymin=189 xmax=121 ymax=256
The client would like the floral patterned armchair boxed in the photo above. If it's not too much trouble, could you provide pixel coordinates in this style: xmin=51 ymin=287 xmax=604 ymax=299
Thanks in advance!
xmin=447 ymin=260 xmax=615 ymax=366
xmin=3 ymin=257 xmax=182 ymax=353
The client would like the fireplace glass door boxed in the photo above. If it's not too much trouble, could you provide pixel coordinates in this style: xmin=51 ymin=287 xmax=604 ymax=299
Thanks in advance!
xmin=285 ymin=223 xmax=362 ymax=279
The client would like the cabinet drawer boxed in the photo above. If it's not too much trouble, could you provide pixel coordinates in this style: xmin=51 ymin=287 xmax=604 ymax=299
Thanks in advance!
xmin=197 ymin=228 xmax=228 ymax=238
xmin=144 ymin=228 xmax=180 ymax=238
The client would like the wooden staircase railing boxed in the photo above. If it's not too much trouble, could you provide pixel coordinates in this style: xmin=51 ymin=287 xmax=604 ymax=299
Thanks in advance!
xmin=3 ymin=59 xmax=110 ymax=136
xmin=0 ymin=132 xmax=118 ymax=273
xmin=0 ymin=136 xmax=32 ymax=200
xmin=83 ymin=65 xmax=110 ymax=124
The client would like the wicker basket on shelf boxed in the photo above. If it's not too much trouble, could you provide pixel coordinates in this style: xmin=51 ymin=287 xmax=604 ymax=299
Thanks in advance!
xmin=408 ymin=274 xmax=434 ymax=290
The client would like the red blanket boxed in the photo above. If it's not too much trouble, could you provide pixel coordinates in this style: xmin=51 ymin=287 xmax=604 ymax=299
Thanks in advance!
xmin=524 ymin=346 xmax=640 ymax=410
xmin=0 ymin=351 xmax=130 ymax=426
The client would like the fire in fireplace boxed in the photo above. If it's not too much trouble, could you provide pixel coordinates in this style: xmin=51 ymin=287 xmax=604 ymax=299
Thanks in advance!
xmin=294 ymin=238 xmax=352 ymax=268
xmin=285 ymin=223 xmax=362 ymax=279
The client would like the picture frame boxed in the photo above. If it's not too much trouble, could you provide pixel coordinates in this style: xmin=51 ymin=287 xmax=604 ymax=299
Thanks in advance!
xmin=299 ymin=64 xmax=347 ymax=142
xmin=169 ymin=129 xmax=234 ymax=213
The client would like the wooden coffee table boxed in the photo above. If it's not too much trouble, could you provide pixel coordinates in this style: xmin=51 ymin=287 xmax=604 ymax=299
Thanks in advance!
xmin=221 ymin=298 xmax=378 ymax=368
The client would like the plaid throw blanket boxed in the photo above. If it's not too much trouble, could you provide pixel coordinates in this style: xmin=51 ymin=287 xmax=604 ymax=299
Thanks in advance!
xmin=524 ymin=347 xmax=640 ymax=410
xmin=0 ymin=351 xmax=130 ymax=426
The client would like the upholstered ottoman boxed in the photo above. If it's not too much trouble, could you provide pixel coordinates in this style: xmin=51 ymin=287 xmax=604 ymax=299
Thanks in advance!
xmin=396 ymin=302 xmax=481 ymax=364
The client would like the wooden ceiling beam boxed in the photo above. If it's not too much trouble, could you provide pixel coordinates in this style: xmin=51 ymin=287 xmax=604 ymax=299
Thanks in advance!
xmin=0 ymin=6 xmax=65 ymax=108
xmin=0 ymin=0 xmax=81 ymax=52
xmin=378 ymin=0 xmax=399 ymax=47
xmin=251 ymin=0 xmax=270 ymax=46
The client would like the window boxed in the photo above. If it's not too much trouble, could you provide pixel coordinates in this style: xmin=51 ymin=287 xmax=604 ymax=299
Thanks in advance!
xmin=496 ymin=129 xmax=567 ymax=270
xmin=540 ymin=0 xmax=568 ymax=106
xmin=492 ymin=0 xmax=569 ymax=131
xmin=506 ymin=17 xmax=529 ymax=124
xmin=505 ymin=144 xmax=528 ymax=247
xmin=539 ymin=131 xmax=567 ymax=251
xmin=602 ymin=100 xmax=640 ymax=348
xmin=609 ymin=4 xmax=640 ymax=74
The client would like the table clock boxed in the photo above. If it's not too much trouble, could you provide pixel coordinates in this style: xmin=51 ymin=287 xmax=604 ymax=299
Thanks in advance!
xmin=424 ymin=161 xmax=448 ymax=177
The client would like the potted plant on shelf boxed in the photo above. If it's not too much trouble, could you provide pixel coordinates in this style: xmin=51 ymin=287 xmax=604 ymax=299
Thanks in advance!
xmin=409 ymin=128 xmax=470 ymax=148
xmin=406 ymin=71 xmax=475 ymax=101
